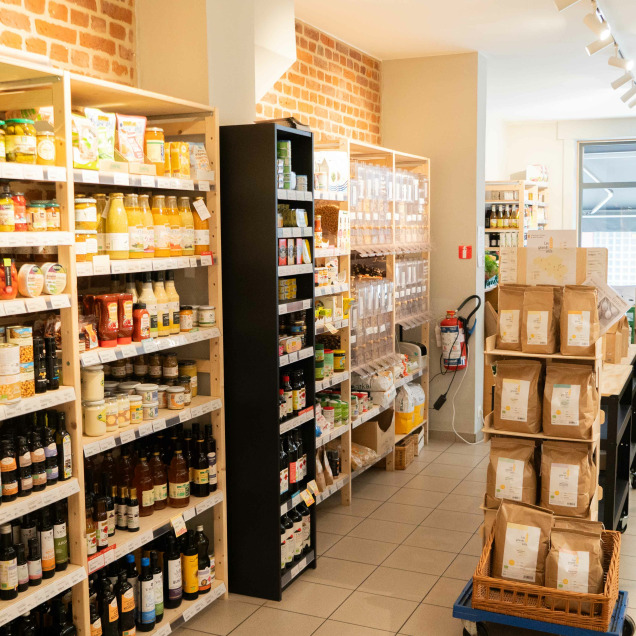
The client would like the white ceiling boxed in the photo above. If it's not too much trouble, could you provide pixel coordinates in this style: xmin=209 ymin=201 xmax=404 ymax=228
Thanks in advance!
xmin=294 ymin=0 xmax=636 ymax=121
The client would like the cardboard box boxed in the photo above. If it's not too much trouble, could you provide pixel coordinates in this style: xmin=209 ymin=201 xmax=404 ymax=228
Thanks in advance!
xmin=352 ymin=408 xmax=395 ymax=457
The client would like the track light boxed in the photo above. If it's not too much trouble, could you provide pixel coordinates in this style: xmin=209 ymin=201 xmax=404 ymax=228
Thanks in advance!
xmin=609 ymin=55 xmax=634 ymax=71
xmin=611 ymin=72 xmax=633 ymax=90
xmin=586 ymin=37 xmax=613 ymax=56
xmin=583 ymin=7 xmax=611 ymax=41
xmin=620 ymin=83 xmax=636 ymax=103
xmin=554 ymin=0 xmax=582 ymax=10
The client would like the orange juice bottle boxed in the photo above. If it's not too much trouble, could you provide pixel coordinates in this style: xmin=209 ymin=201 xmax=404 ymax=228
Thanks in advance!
xmin=151 ymin=195 xmax=171 ymax=257
xmin=124 ymin=193 xmax=144 ymax=259
xmin=178 ymin=197 xmax=195 ymax=256
xmin=139 ymin=194 xmax=155 ymax=259
xmin=193 ymin=196 xmax=210 ymax=255
xmin=166 ymin=195 xmax=182 ymax=257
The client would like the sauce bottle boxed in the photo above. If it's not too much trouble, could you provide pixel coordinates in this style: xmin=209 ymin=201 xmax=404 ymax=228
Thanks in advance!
xmin=149 ymin=551 xmax=164 ymax=624
xmin=192 ymin=196 xmax=210 ymax=254
xmin=178 ymin=196 xmax=195 ymax=256
xmin=39 ymin=508 xmax=55 ymax=579
xmin=164 ymin=270 xmax=180 ymax=335
xmin=139 ymin=194 xmax=155 ymax=259
xmin=53 ymin=502 xmax=69 ymax=571
xmin=137 ymin=557 xmax=156 ymax=631
xmin=168 ymin=442 xmax=190 ymax=507
xmin=105 ymin=193 xmax=130 ymax=260
xmin=151 ymin=195 xmax=171 ymax=258
xmin=286 ymin=434 xmax=298 ymax=494
xmin=124 ymin=193 xmax=144 ymax=259
xmin=133 ymin=303 xmax=151 ymax=342
xmin=163 ymin=535 xmax=182 ymax=609
xmin=127 ymin=487 xmax=140 ymax=532
xmin=115 ymin=570 xmax=136 ymax=636
xmin=166 ymin=195 xmax=183 ymax=257
xmin=152 ymin=271 xmax=170 ymax=337
xmin=15 ymin=543 xmax=28 ymax=593
xmin=27 ymin=537 xmax=41 ymax=586
xmin=0 ymin=524 xmax=17 ymax=600
xmin=149 ymin=447 xmax=168 ymax=511
xmin=56 ymin=412 xmax=73 ymax=481
xmin=191 ymin=433 xmax=209 ymax=498
xmin=133 ymin=449 xmax=155 ymax=517
xmin=181 ymin=530 xmax=198 ymax=601
xmin=291 ymin=369 xmax=306 ymax=415
xmin=280 ymin=439 xmax=288 ymax=498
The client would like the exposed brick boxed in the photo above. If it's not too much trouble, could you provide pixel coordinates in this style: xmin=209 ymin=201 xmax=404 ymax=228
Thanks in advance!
xmin=298 ymin=102 xmax=313 ymax=114
xmin=70 ymin=9 xmax=89 ymax=26
xmin=49 ymin=1 xmax=68 ymax=20
xmin=109 ymin=21 xmax=126 ymax=40
xmin=35 ymin=19 xmax=76 ymax=44
xmin=68 ymin=0 xmax=96 ymax=9
xmin=92 ymin=54 xmax=109 ymax=73
xmin=24 ymin=0 xmax=44 ymax=13
xmin=3 ymin=0 xmax=22 ymax=5
xmin=350 ymin=49 xmax=362 ymax=62
xmin=260 ymin=92 xmax=277 ymax=105
xmin=307 ymin=40 xmax=316 ymax=53
xmin=70 ymin=48 xmax=89 ymax=67
xmin=320 ymin=33 xmax=334 ymax=48
xmin=287 ymin=72 xmax=305 ymax=87
xmin=50 ymin=42 xmax=68 ymax=62
xmin=297 ymin=49 xmax=312 ymax=65
xmin=101 ymin=0 xmax=132 ymax=23
xmin=335 ymin=41 xmax=348 ymax=55
xmin=112 ymin=60 xmax=128 ymax=76
xmin=118 ymin=44 xmax=134 ymax=61
xmin=0 ymin=31 xmax=22 ymax=49
xmin=25 ymin=36 xmax=46 ymax=54
xmin=1 ymin=8 xmax=30 ymax=30
xmin=79 ymin=32 xmax=116 ymax=55
xmin=304 ymin=24 xmax=319 ymax=41
xmin=91 ymin=15 xmax=106 ymax=31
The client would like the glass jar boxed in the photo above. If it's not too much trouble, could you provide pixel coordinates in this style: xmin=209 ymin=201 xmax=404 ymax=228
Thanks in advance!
xmin=135 ymin=383 xmax=158 ymax=404
xmin=133 ymin=356 xmax=148 ymax=381
xmin=157 ymin=385 xmax=168 ymax=409
xmin=177 ymin=375 xmax=191 ymax=406
xmin=75 ymin=231 xmax=87 ymax=262
xmin=104 ymin=396 xmax=118 ymax=431
xmin=110 ymin=359 xmax=127 ymax=380
xmin=11 ymin=193 xmax=27 ymax=231
xmin=5 ymin=119 xmax=36 ymax=164
xmin=178 ymin=360 xmax=197 ymax=397
xmin=162 ymin=352 xmax=178 ymax=380
xmin=82 ymin=400 xmax=106 ymax=437
xmin=81 ymin=365 xmax=104 ymax=402
xmin=27 ymin=201 xmax=47 ymax=231
xmin=0 ymin=189 xmax=15 ymax=232
xmin=199 ymin=306 xmax=216 ymax=328
xmin=129 ymin=395 xmax=143 ymax=426
xmin=75 ymin=197 xmax=98 ymax=231
xmin=145 ymin=127 xmax=165 ymax=176
xmin=334 ymin=350 xmax=346 ymax=372
xmin=118 ymin=381 xmax=140 ymax=395
xmin=147 ymin=353 xmax=162 ymax=382
xmin=142 ymin=402 xmax=158 ymax=421
xmin=0 ymin=123 xmax=5 ymax=162
xmin=115 ymin=393 xmax=130 ymax=428
xmin=45 ymin=201 xmax=60 ymax=231
xmin=36 ymin=131 xmax=56 ymax=166
xmin=180 ymin=306 xmax=193 ymax=332
xmin=166 ymin=386 xmax=185 ymax=410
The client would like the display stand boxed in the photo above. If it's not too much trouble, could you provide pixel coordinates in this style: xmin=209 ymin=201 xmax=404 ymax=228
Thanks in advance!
xmin=0 ymin=53 xmax=227 ymax=634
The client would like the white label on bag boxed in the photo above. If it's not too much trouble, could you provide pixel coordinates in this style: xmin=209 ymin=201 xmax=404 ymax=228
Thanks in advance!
xmin=567 ymin=311 xmax=590 ymax=347
xmin=502 ymin=522 xmax=541 ymax=583
xmin=549 ymin=463 xmax=579 ymax=508
xmin=495 ymin=457 xmax=524 ymax=501
xmin=557 ymin=549 xmax=590 ymax=593
xmin=551 ymin=384 xmax=580 ymax=427
xmin=499 ymin=309 xmax=519 ymax=344
xmin=500 ymin=378 xmax=530 ymax=422
xmin=526 ymin=310 xmax=549 ymax=345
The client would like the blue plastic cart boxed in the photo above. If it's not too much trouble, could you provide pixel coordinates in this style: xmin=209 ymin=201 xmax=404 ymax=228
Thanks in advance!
xmin=453 ymin=580 xmax=634 ymax=636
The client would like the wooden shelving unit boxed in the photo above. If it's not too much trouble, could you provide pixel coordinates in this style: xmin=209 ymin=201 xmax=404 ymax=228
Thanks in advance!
xmin=0 ymin=53 xmax=227 ymax=635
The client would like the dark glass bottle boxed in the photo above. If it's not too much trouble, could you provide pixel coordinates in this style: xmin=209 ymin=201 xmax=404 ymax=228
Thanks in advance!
xmin=16 ymin=435 xmax=32 ymax=498
xmin=15 ymin=542 xmax=28 ymax=592
xmin=280 ymin=438 xmax=288 ymax=499
xmin=127 ymin=487 xmax=140 ymax=532
xmin=149 ymin=550 xmax=164 ymax=624
xmin=89 ymin=603 xmax=102 ymax=636
xmin=279 ymin=389 xmax=286 ymax=422
xmin=29 ymin=432 xmax=47 ymax=493
xmin=282 ymin=374 xmax=293 ymax=418
xmin=183 ymin=429 xmax=193 ymax=492
xmin=168 ymin=442 xmax=189 ymax=508
xmin=20 ymin=515 xmax=37 ymax=553
xmin=104 ymin=476 xmax=116 ymax=538
xmin=33 ymin=337 xmax=47 ymax=394
xmin=149 ymin=447 xmax=168 ymax=511
xmin=295 ymin=431 xmax=305 ymax=484
xmin=137 ymin=556 xmax=155 ymax=631
xmin=17 ymin=612 xmax=36 ymax=636
xmin=205 ymin=424 xmax=217 ymax=492
xmin=10 ymin=518 xmax=20 ymax=546
xmin=94 ymin=496 xmax=109 ymax=551
xmin=194 ymin=525 xmax=211 ymax=594
xmin=115 ymin=570 xmax=136 ymax=636
xmin=38 ymin=508 xmax=55 ymax=579
xmin=299 ymin=502 xmax=312 ymax=554
xmin=126 ymin=553 xmax=139 ymax=615
xmin=53 ymin=502 xmax=69 ymax=571
xmin=116 ymin=485 xmax=128 ymax=532
xmin=27 ymin=537 xmax=41 ymax=586
xmin=0 ymin=523 xmax=18 ymax=600
xmin=42 ymin=425 xmax=59 ymax=485
xmin=99 ymin=578 xmax=119 ymax=636
xmin=288 ymin=507 xmax=303 ymax=562
xmin=181 ymin=530 xmax=198 ymax=601
xmin=55 ymin=600 xmax=77 ymax=636
xmin=44 ymin=336 xmax=59 ymax=391
xmin=280 ymin=520 xmax=287 ymax=574
xmin=1 ymin=439 xmax=19 ymax=502
xmin=282 ymin=514 xmax=294 ymax=569
xmin=191 ymin=434 xmax=209 ymax=498
xmin=163 ymin=534 xmax=182 ymax=609
xmin=56 ymin=412 xmax=72 ymax=481
xmin=286 ymin=433 xmax=298 ymax=494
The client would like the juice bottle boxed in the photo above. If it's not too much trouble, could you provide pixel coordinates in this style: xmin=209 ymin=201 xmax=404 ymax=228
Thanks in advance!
xmin=138 ymin=272 xmax=158 ymax=338
xmin=166 ymin=195 xmax=183 ymax=257
xmin=192 ymin=196 xmax=209 ymax=255
xmin=168 ymin=442 xmax=189 ymax=508
xmin=105 ymin=193 xmax=129 ymax=260
xmin=164 ymin=270 xmax=180 ymax=335
xmin=124 ymin=193 xmax=144 ymax=259
xmin=178 ymin=197 xmax=195 ymax=256
xmin=152 ymin=195 xmax=171 ymax=257
xmin=96 ymin=193 xmax=107 ymax=256
xmin=152 ymin=271 xmax=170 ymax=337
xmin=139 ymin=194 xmax=155 ymax=259
xmin=133 ymin=449 xmax=155 ymax=517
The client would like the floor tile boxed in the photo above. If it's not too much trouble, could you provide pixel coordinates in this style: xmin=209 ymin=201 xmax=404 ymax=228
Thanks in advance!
xmin=324 ymin=536 xmax=397 ymax=565
xmin=353 ymin=481 xmax=400 ymax=501
xmin=463 ymin=467 xmax=487 ymax=483
xmin=317 ymin=512 xmax=364 ymax=535
xmin=420 ymin=509 xmax=483 ymax=533
xmin=322 ymin=497 xmax=383 ymax=518
xmin=412 ymin=451 xmax=441 ymax=464
xmin=364 ymin=469 xmax=418 ymax=487
xmin=313 ymin=620 xmax=395 ymax=636
xmin=330 ymin=591 xmax=418 ymax=632
xmin=227 ymin=593 xmax=266 ymax=606
xmin=300 ymin=557 xmax=376 ymax=590
xmin=187 ymin=597 xmax=258 ymax=635
xmin=621 ymin=533 xmax=636 ymax=557
xmin=349 ymin=518 xmax=417 ymax=544
xmin=445 ymin=442 xmax=490 ymax=457
xmin=228 ymin=606 xmax=323 ymax=636
xmin=370 ymin=502 xmax=434 ymax=525
xmin=434 ymin=452 xmax=483 ymax=468
xmin=403 ymin=526 xmax=472 ymax=553
xmin=423 ymin=576 xmax=468 ymax=607
xmin=264 ymin=580 xmax=351 ymax=618
xmin=389 ymin=488 xmax=446 ymax=508
xmin=401 ymin=475 xmax=460 ymax=493
xmin=399 ymin=602 xmax=464 ymax=635
xmin=402 ymin=461 xmax=426 ymax=474
xmin=444 ymin=554 xmax=480 ymax=579
xmin=419 ymin=462 xmax=472 ymax=479
xmin=620 ymin=555 xmax=636 ymax=580
xmin=358 ymin=566 xmax=438 ymax=602
xmin=317 ymin=531 xmax=343 ymax=555
xmin=382 ymin=545 xmax=455 ymax=575
xmin=436 ymin=493 xmax=483 ymax=513
xmin=460 ymin=533 xmax=485 ymax=557
xmin=423 ymin=439 xmax=454 ymax=452
xmin=451 ymin=480 xmax=488 ymax=497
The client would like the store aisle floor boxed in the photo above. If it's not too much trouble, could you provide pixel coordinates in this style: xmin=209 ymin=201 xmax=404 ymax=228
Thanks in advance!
xmin=174 ymin=437 xmax=636 ymax=636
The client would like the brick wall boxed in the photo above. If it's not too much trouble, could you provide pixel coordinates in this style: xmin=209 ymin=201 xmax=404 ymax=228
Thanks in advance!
xmin=257 ymin=20 xmax=381 ymax=145
xmin=0 ymin=0 xmax=135 ymax=83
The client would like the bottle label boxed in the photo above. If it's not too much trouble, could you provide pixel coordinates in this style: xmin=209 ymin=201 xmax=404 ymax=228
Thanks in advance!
xmin=154 ymin=483 xmax=168 ymax=502
xmin=97 ymin=519 xmax=109 ymax=547
xmin=154 ymin=224 xmax=170 ymax=249
xmin=20 ymin=475 xmax=33 ymax=491
xmin=0 ymin=558 xmax=17 ymax=590
xmin=108 ymin=509 xmax=115 ymax=535
xmin=281 ymin=536 xmax=287 ymax=569
xmin=293 ymin=521 xmax=303 ymax=556
xmin=142 ymin=488 xmax=155 ymax=508
xmin=198 ymin=566 xmax=211 ymax=591
xmin=183 ymin=228 xmax=194 ymax=252
xmin=157 ymin=303 xmax=170 ymax=328
xmin=280 ymin=468 xmax=288 ymax=495
xmin=194 ymin=229 xmax=209 ymax=246
xmin=3 ymin=478 xmax=18 ymax=496
xmin=121 ymin=630 xmax=136 ymax=636
xmin=286 ymin=533 xmax=294 ymax=563
xmin=44 ymin=442 xmax=57 ymax=458
xmin=32 ymin=471 xmax=47 ymax=487
xmin=208 ymin=451 xmax=217 ymax=485
xmin=54 ymin=522 xmax=68 ymax=563
xmin=121 ymin=587 xmax=135 ymax=613
xmin=46 ymin=462 xmax=59 ymax=481
xmin=143 ymin=227 xmax=155 ymax=254
xmin=19 ymin=451 xmax=31 ymax=468
xmin=194 ymin=468 xmax=209 ymax=485
xmin=149 ymin=364 xmax=161 ymax=377
xmin=127 ymin=505 xmax=140 ymax=529
xmin=169 ymin=481 xmax=189 ymax=499
xmin=1 ymin=456 xmax=17 ymax=471
xmin=40 ymin=529 xmax=55 ymax=571
xmin=153 ymin=571 xmax=164 ymax=614
xmin=140 ymin=579 xmax=156 ymax=624
xmin=108 ymin=597 xmax=119 ymax=622
xmin=168 ymin=559 xmax=182 ymax=600
xmin=28 ymin=558 xmax=42 ymax=580
xmin=17 ymin=562 xmax=28 ymax=586
xmin=289 ymin=460 xmax=297 ymax=484
xmin=182 ymin=553 xmax=198 ymax=594
xmin=116 ymin=503 xmax=127 ymax=528
xmin=162 ymin=365 xmax=178 ymax=377
xmin=170 ymin=226 xmax=182 ymax=251
xmin=87 ymin=529 xmax=97 ymax=555
xmin=129 ymin=226 xmax=144 ymax=254
xmin=90 ymin=618 xmax=103 ymax=636
xmin=105 ymin=232 xmax=130 ymax=252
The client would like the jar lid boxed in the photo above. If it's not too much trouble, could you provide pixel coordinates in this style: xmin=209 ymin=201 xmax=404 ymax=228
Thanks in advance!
xmin=323 ymin=406 xmax=334 ymax=411
xmin=82 ymin=399 xmax=105 ymax=406
xmin=27 ymin=202 xmax=46 ymax=207
xmin=128 ymin=395 xmax=142 ymax=403
xmin=75 ymin=197 xmax=96 ymax=204
xmin=136 ymin=383 xmax=159 ymax=390
xmin=334 ymin=350 xmax=345 ymax=354
xmin=324 ymin=349 xmax=334 ymax=354
xmin=178 ymin=359 xmax=196 ymax=366
xmin=166 ymin=386 xmax=185 ymax=393
xmin=83 ymin=364 xmax=104 ymax=371
xmin=315 ymin=344 xmax=325 ymax=350
xmin=199 ymin=305 xmax=214 ymax=310
xmin=105 ymin=396 xmax=118 ymax=402
xmin=118 ymin=381 xmax=140 ymax=389
xmin=0 ymin=121 xmax=4 ymax=126
xmin=147 ymin=127 xmax=164 ymax=133
xmin=157 ymin=385 xmax=169 ymax=391
xmin=45 ymin=202 xmax=59 ymax=208
xmin=6 ymin=118 xmax=34 ymax=124
xmin=75 ymin=229 xmax=98 ymax=235
xmin=180 ymin=306 xmax=193 ymax=311
xmin=143 ymin=401 xmax=159 ymax=407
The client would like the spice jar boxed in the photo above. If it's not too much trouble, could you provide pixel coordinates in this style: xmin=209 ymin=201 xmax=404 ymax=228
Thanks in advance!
xmin=199 ymin=306 xmax=216 ymax=328
xmin=36 ymin=131 xmax=56 ymax=166
xmin=75 ymin=197 xmax=98 ymax=231
xmin=27 ymin=201 xmax=47 ymax=231
xmin=157 ymin=385 xmax=168 ymax=409
xmin=0 ymin=188 xmax=15 ymax=232
xmin=129 ymin=395 xmax=143 ymax=426
xmin=11 ymin=192 xmax=27 ymax=231
xmin=81 ymin=365 xmax=104 ymax=402
xmin=180 ymin=306 xmax=193 ymax=332
xmin=178 ymin=360 xmax=198 ymax=397
xmin=5 ymin=119 xmax=36 ymax=164
xmin=166 ymin=386 xmax=185 ymax=410
xmin=82 ymin=400 xmax=106 ymax=437
xmin=45 ymin=201 xmax=60 ymax=231
xmin=177 ymin=376 xmax=192 ymax=406
xmin=162 ymin=353 xmax=178 ymax=380
xmin=104 ymin=397 xmax=118 ymax=431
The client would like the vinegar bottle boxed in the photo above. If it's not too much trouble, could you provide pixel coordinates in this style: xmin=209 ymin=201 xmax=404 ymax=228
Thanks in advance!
xmin=168 ymin=442 xmax=190 ymax=508
xmin=191 ymin=434 xmax=209 ymax=498
xmin=115 ymin=570 xmax=136 ymax=636
xmin=99 ymin=579 xmax=119 ymax=636
xmin=0 ymin=523 xmax=17 ymax=600
xmin=149 ymin=550 xmax=164 ymax=624
xmin=149 ymin=447 xmax=168 ymax=511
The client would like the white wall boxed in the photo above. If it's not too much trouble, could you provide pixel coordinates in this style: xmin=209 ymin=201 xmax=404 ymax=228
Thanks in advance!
xmin=382 ymin=52 xmax=487 ymax=441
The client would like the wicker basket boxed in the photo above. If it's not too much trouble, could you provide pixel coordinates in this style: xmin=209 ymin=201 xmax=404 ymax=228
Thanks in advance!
xmin=473 ymin=525 xmax=621 ymax=632
xmin=394 ymin=439 xmax=415 ymax=470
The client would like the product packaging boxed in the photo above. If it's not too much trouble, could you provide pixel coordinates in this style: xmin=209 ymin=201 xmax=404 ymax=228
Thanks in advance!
xmin=493 ymin=359 xmax=543 ymax=433
xmin=497 ymin=284 xmax=527 ymax=350
xmin=84 ymin=108 xmax=116 ymax=160
xmin=116 ymin=114 xmax=147 ymax=162
xmin=521 ymin=285 xmax=561 ymax=354
xmin=486 ymin=437 xmax=537 ymax=508
xmin=560 ymin=285 xmax=600 ymax=356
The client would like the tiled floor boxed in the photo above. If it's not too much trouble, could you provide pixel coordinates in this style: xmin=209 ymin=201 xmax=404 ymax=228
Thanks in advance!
xmin=174 ymin=437 xmax=636 ymax=636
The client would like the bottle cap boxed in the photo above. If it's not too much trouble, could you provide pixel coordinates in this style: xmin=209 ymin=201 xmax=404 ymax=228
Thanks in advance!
xmin=196 ymin=525 xmax=204 ymax=532
xmin=141 ymin=557 xmax=149 ymax=566
xmin=126 ymin=554 xmax=135 ymax=563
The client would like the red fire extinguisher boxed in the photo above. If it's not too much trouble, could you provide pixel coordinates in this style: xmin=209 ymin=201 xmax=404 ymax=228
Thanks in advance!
xmin=441 ymin=310 xmax=467 ymax=370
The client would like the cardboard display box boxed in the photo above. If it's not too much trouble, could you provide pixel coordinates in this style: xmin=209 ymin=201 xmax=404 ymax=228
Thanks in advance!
xmin=352 ymin=408 xmax=395 ymax=457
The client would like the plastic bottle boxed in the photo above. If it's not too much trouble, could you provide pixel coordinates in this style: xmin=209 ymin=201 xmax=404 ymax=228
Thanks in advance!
xmin=166 ymin=195 xmax=183 ymax=257
xmin=134 ymin=448 xmax=155 ymax=517
xmin=125 ymin=273 xmax=138 ymax=304
xmin=149 ymin=446 xmax=168 ymax=511
xmin=151 ymin=195 xmax=171 ymax=258
xmin=164 ymin=270 xmax=180 ymax=335
xmin=192 ymin=196 xmax=210 ymax=254
xmin=105 ymin=193 xmax=130 ymax=260
xmin=115 ymin=570 xmax=136 ymax=636
xmin=38 ymin=508 xmax=55 ymax=579
xmin=0 ymin=523 xmax=17 ymax=599
xmin=178 ymin=196 xmax=195 ymax=256
xmin=138 ymin=272 xmax=158 ymax=338
xmin=181 ymin=529 xmax=199 ymax=601
xmin=137 ymin=556 xmax=156 ymax=631
xmin=152 ymin=271 xmax=170 ymax=337
xmin=163 ymin=534 xmax=182 ymax=609
xmin=124 ymin=193 xmax=144 ymax=259
xmin=149 ymin=550 xmax=164 ymax=624
xmin=139 ymin=194 xmax=155 ymax=259
xmin=168 ymin=441 xmax=190 ymax=508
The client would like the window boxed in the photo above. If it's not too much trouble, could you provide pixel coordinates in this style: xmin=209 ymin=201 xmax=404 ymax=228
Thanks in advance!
xmin=579 ymin=141 xmax=636 ymax=289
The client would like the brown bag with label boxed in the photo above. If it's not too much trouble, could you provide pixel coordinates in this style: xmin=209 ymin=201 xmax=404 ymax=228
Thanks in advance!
xmin=553 ymin=517 xmax=603 ymax=536
xmin=492 ymin=500 xmax=554 ymax=585
xmin=497 ymin=285 xmax=527 ymax=351
xmin=486 ymin=437 xmax=537 ymax=508
xmin=543 ymin=363 xmax=598 ymax=440
xmin=540 ymin=441 xmax=595 ymax=518
xmin=560 ymin=285 xmax=600 ymax=356
xmin=521 ymin=286 xmax=560 ymax=354
xmin=493 ymin=359 xmax=542 ymax=433
xmin=545 ymin=529 xmax=604 ymax=612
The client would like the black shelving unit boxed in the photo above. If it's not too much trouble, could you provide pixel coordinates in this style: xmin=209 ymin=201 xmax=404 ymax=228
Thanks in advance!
xmin=220 ymin=123 xmax=317 ymax=600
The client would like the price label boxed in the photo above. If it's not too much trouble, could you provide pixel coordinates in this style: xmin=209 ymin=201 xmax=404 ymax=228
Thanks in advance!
xmin=152 ymin=419 xmax=167 ymax=432
xmin=100 ymin=437 xmax=116 ymax=452
xmin=325 ymin=322 xmax=338 ymax=335
xmin=46 ymin=166 xmax=66 ymax=181
xmin=3 ymin=300 xmax=25 ymax=315
xmin=98 ymin=349 xmax=117 ymax=363
xmin=169 ymin=178 xmax=181 ymax=189
xmin=193 ymin=198 xmax=211 ymax=221
xmin=291 ymin=492 xmax=301 ymax=508
xmin=171 ymin=514 xmax=187 ymax=537
xmin=22 ymin=164 xmax=44 ymax=181
xmin=154 ymin=624 xmax=172 ymax=636
xmin=121 ymin=344 xmax=139 ymax=358
xmin=81 ymin=170 xmax=99 ymax=184
xmin=140 ymin=175 xmax=155 ymax=187
xmin=113 ymin=173 xmax=130 ymax=186
xmin=198 ymin=181 xmax=210 ymax=191
xmin=183 ymin=507 xmax=196 ymax=522
xmin=178 ymin=410 xmax=191 ymax=423
xmin=119 ymin=429 xmax=136 ymax=445
xmin=189 ymin=257 xmax=198 ymax=267
xmin=200 ymin=254 xmax=213 ymax=266
xmin=211 ymin=398 xmax=224 ymax=411
xmin=103 ymin=547 xmax=116 ymax=565
xmin=3 ymin=163 xmax=23 ymax=179
xmin=82 ymin=351 xmax=101 ymax=367
xmin=288 ymin=352 xmax=298 ymax=363
xmin=110 ymin=261 xmax=126 ymax=274
xmin=87 ymin=553 xmax=105 ymax=574
xmin=139 ymin=530 xmax=153 ymax=547
xmin=92 ymin=255 xmax=111 ymax=275
xmin=300 ymin=489 xmax=315 ymax=506
xmin=182 ymin=179 xmax=195 ymax=190
xmin=138 ymin=423 xmax=153 ymax=438
xmin=51 ymin=295 xmax=71 ymax=309
xmin=157 ymin=177 xmax=171 ymax=189
xmin=142 ymin=339 xmax=158 ymax=353
xmin=75 ymin=262 xmax=93 ymax=277
xmin=299 ymin=347 xmax=313 ymax=360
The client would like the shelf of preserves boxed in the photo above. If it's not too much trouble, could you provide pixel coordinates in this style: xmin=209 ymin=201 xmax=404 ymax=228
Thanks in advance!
xmin=277 ymin=227 xmax=313 ymax=238
xmin=0 ymin=564 xmax=87 ymax=628
xmin=0 ymin=295 xmax=71 ymax=318
xmin=279 ymin=346 xmax=314 ymax=367
xmin=315 ymin=319 xmax=349 ymax=335
xmin=277 ymin=189 xmax=313 ymax=202
xmin=281 ymin=550 xmax=315 ymax=588
xmin=316 ymin=424 xmax=348 ymax=449
xmin=0 ymin=386 xmax=76 ymax=423
xmin=0 ymin=163 xmax=66 ymax=182
xmin=76 ymin=254 xmax=214 ymax=277
xmin=87 ymin=490 xmax=224 ymax=574
xmin=83 ymin=396 xmax=223 ymax=456
xmin=279 ymin=299 xmax=312 ymax=316
xmin=73 ymin=169 xmax=213 ymax=192
xmin=79 ymin=328 xmax=221 ymax=367
xmin=280 ymin=407 xmax=314 ymax=435
xmin=315 ymin=283 xmax=349 ymax=298
xmin=0 ymin=232 xmax=74 ymax=248
xmin=315 ymin=371 xmax=349 ymax=392
xmin=278 ymin=264 xmax=313 ymax=277
xmin=315 ymin=474 xmax=349 ymax=505
xmin=0 ymin=479 xmax=80 ymax=526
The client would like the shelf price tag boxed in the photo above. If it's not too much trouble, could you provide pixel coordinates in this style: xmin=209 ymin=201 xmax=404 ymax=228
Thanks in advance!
xmin=119 ymin=429 xmax=136 ymax=445
xmin=82 ymin=351 xmax=101 ymax=367
xmin=300 ymin=489 xmax=315 ymax=507
xmin=171 ymin=514 xmax=187 ymax=537
xmin=198 ymin=180 xmax=210 ymax=191
xmin=113 ymin=173 xmax=130 ymax=186
xmin=200 ymin=254 xmax=213 ymax=266
xmin=46 ymin=166 xmax=66 ymax=181
xmin=154 ymin=624 xmax=172 ymax=636
xmin=81 ymin=170 xmax=99 ymax=184
xmin=51 ymin=295 xmax=71 ymax=309
xmin=92 ymin=255 xmax=111 ymax=275
xmin=152 ymin=419 xmax=167 ymax=432
xmin=157 ymin=177 xmax=171 ymax=189
xmin=87 ymin=553 xmax=105 ymax=574
xmin=98 ymin=349 xmax=117 ymax=363
xmin=142 ymin=339 xmax=158 ymax=353
xmin=99 ymin=437 xmax=117 ymax=452
xmin=140 ymin=175 xmax=155 ymax=187
xmin=138 ymin=423 xmax=153 ymax=438
xmin=121 ymin=344 xmax=139 ymax=358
